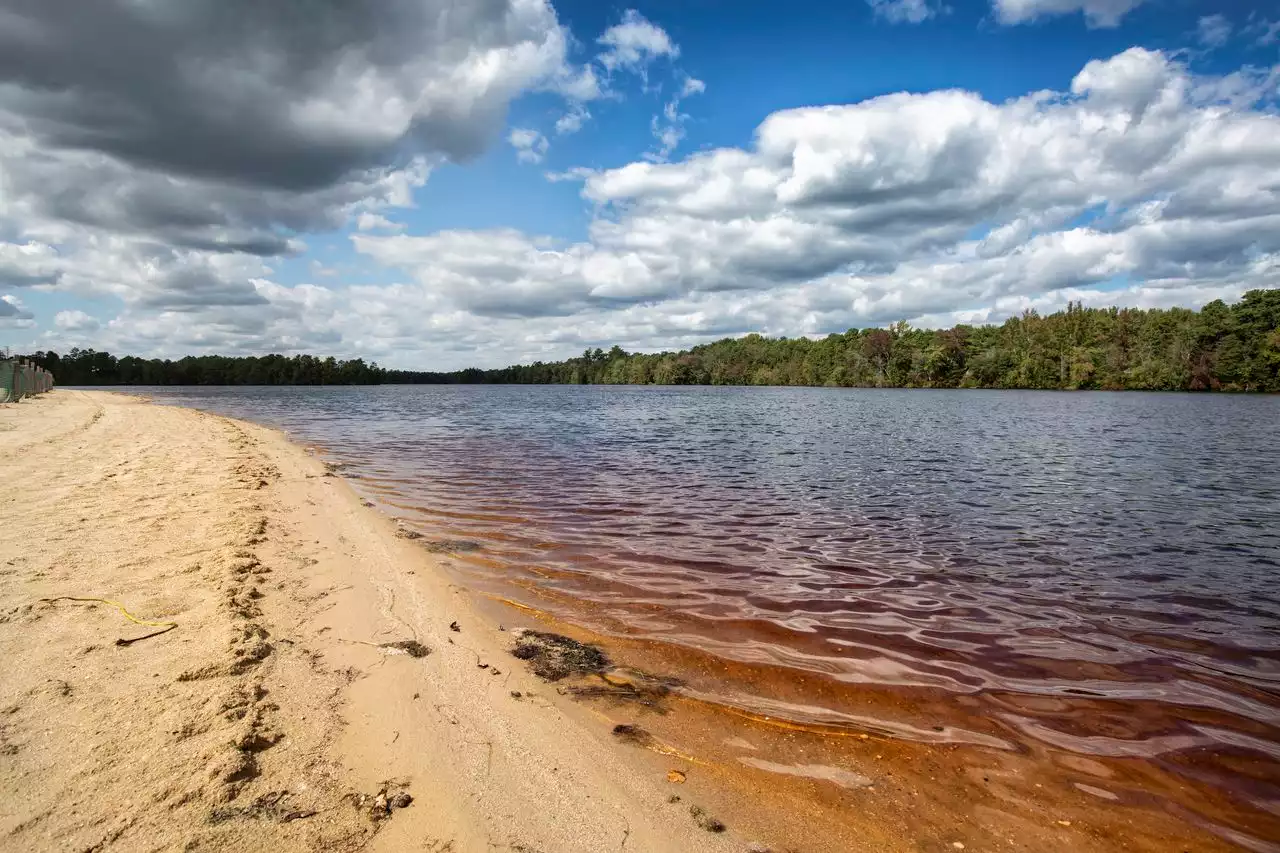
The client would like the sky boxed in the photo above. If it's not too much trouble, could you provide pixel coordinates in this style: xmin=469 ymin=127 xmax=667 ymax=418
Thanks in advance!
xmin=0 ymin=0 xmax=1278 ymax=370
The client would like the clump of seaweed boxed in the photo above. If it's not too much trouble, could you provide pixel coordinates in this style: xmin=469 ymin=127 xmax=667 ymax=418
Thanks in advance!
xmin=690 ymin=805 xmax=727 ymax=833
xmin=564 ymin=668 xmax=681 ymax=713
xmin=510 ymin=630 xmax=610 ymax=681
xmin=379 ymin=640 xmax=430 ymax=658
xmin=423 ymin=539 xmax=482 ymax=554
xmin=208 ymin=790 xmax=316 ymax=824
xmin=349 ymin=782 xmax=414 ymax=823
xmin=611 ymin=724 xmax=653 ymax=746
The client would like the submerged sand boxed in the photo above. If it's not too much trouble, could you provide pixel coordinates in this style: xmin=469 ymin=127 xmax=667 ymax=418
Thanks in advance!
xmin=0 ymin=391 xmax=734 ymax=852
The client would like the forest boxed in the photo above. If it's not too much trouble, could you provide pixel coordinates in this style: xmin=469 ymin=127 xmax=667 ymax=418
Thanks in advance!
xmin=20 ymin=351 xmax=386 ymax=387
xmin=21 ymin=289 xmax=1280 ymax=392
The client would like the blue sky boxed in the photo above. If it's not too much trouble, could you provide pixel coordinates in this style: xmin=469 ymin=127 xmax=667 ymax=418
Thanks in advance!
xmin=1 ymin=0 xmax=1278 ymax=368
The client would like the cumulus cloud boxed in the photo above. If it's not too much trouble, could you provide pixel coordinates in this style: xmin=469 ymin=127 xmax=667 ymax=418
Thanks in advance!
xmin=509 ymin=128 xmax=551 ymax=164
xmin=992 ymin=0 xmax=1147 ymax=28
xmin=597 ymin=9 xmax=678 ymax=76
xmin=544 ymin=11 xmax=687 ymax=141
xmin=334 ymin=47 xmax=1280 ymax=367
xmin=0 ymin=0 xmax=590 ymax=333
xmin=54 ymin=310 xmax=100 ymax=332
xmin=524 ymin=12 xmax=697 ymax=169
xmin=0 ymin=0 xmax=579 ymax=186
xmin=42 ymin=45 xmax=1268 ymax=369
xmin=0 ymin=242 xmax=62 ymax=289
xmin=867 ymin=0 xmax=945 ymax=24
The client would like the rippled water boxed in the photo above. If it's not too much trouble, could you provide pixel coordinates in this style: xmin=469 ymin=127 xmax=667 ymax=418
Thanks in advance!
xmin=141 ymin=385 xmax=1280 ymax=830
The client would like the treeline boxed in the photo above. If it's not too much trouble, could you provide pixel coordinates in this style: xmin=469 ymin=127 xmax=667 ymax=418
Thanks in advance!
xmin=391 ymin=290 xmax=1280 ymax=391
xmin=24 ymin=289 xmax=1280 ymax=391
xmin=23 ymin=351 xmax=385 ymax=386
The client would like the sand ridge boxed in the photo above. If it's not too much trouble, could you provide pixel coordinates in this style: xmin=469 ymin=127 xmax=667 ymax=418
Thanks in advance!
xmin=0 ymin=391 xmax=737 ymax=852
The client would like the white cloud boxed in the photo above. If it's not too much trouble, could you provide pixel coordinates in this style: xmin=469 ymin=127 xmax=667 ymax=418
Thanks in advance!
xmin=993 ymin=0 xmax=1147 ymax=28
xmin=1197 ymin=15 xmax=1231 ymax=49
xmin=329 ymin=47 xmax=1280 ymax=367
xmin=597 ymin=9 xmax=679 ymax=75
xmin=554 ymin=104 xmax=592 ymax=135
xmin=867 ymin=0 xmax=944 ymax=24
xmin=648 ymin=76 xmax=707 ymax=162
xmin=509 ymin=128 xmax=551 ymax=164
xmin=548 ymin=11 xmax=687 ymax=141
xmin=54 ymin=310 xmax=100 ymax=331
xmin=649 ymin=102 xmax=687 ymax=162
xmin=544 ymin=167 xmax=596 ymax=183
xmin=6 ymin=37 xmax=1278 ymax=372
xmin=550 ymin=63 xmax=605 ymax=102
xmin=680 ymin=76 xmax=707 ymax=98
xmin=0 ymin=241 xmax=62 ymax=289
xmin=355 ymin=212 xmax=406 ymax=233
xmin=543 ymin=13 xmax=694 ymax=147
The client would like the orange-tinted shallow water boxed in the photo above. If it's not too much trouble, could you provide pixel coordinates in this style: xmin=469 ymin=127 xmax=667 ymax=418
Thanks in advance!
xmin=144 ymin=384 xmax=1280 ymax=851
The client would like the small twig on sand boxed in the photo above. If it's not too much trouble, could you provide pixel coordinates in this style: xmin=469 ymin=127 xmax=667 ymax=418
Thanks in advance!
xmin=114 ymin=624 xmax=178 ymax=646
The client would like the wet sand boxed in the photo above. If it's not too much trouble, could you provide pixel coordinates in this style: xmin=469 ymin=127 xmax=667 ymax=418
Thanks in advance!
xmin=0 ymin=391 xmax=734 ymax=852
xmin=1 ymin=390 xmax=1274 ymax=852
xmin=465 ymin=580 xmax=1280 ymax=853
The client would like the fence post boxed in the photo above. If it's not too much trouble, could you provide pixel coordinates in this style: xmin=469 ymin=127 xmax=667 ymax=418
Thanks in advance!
xmin=0 ymin=359 xmax=57 ymax=401
xmin=1 ymin=360 xmax=12 ymax=403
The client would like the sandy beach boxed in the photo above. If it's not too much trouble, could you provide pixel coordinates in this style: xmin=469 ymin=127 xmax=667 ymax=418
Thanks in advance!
xmin=0 ymin=391 xmax=737 ymax=853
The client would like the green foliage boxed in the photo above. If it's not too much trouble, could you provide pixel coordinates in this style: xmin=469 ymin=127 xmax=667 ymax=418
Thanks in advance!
xmin=22 ymin=350 xmax=385 ymax=386
xmin=23 ymin=289 xmax=1280 ymax=392
xmin=386 ymin=289 xmax=1280 ymax=392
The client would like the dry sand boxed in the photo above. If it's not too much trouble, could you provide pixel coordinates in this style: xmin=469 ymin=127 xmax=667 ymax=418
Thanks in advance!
xmin=0 ymin=391 xmax=739 ymax=853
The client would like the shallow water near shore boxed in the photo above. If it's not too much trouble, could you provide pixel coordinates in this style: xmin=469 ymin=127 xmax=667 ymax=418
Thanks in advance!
xmin=138 ymin=384 xmax=1280 ymax=849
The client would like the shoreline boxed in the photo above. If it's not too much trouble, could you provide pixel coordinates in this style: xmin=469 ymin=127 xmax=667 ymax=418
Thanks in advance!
xmin=52 ymin=381 xmax=1280 ymax=394
xmin=0 ymin=391 xmax=737 ymax=852
xmin=2 ymin=391 xmax=1274 ymax=852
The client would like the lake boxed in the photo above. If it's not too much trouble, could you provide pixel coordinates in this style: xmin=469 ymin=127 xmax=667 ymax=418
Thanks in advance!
xmin=138 ymin=384 xmax=1280 ymax=849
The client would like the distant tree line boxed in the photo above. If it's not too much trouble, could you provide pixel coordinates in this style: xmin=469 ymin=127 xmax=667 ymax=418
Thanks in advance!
xmin=23 ymin=352 xmax=385 ymax=386
xmin=390 ymin=289 xmax=1280 ymax=391
xmin=24 ymin=289 xmax=1280 ymax=391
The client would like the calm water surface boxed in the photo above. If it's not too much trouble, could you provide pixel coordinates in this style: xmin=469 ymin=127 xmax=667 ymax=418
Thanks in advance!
xmin=143 ymin=385 xmax=1280 ymax=833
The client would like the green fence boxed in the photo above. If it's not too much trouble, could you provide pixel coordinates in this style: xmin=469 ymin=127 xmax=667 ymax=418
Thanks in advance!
xmin=1 ymin=359 xmax=55 ymax=403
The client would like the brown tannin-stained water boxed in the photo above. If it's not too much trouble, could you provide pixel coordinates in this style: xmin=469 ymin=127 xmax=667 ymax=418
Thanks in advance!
xmin=144 ymin=384 xmax=1280 ymax=851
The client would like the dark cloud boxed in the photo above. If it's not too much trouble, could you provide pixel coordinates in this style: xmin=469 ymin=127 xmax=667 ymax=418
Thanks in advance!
xmin=0 ymin=0 xmax=562 ymax=189
xmin=4 ymin=147 xmax=383 ymax=257
xmin=0 ymin=297 xmax=33 ymax=320
xmin=0 ymin=267 xmax=57 ymax=289
xmin=0 ymin=0 xmax=578 ymax=317
xmin=135 ymin=268 xmax=269 ymax=312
